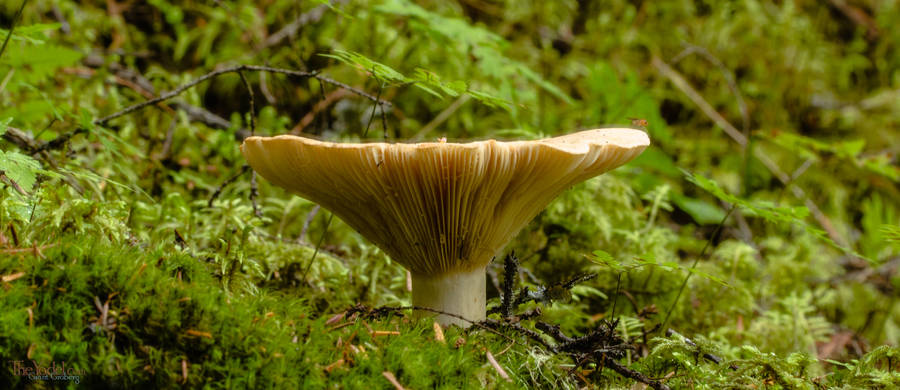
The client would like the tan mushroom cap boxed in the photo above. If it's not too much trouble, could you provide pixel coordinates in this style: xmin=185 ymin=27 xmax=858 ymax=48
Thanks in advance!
xmin=241 ymin=128 xmax=649 ymax=277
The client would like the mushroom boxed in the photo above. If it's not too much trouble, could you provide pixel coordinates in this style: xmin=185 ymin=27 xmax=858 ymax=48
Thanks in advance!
xmin=241 ymin=128 xmax=649 ymax=326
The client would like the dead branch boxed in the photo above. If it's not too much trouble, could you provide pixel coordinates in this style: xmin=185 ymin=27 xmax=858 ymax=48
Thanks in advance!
xmin=652 ymin=56 xmax=847 ymax=247
xmin=94 ymin=64 xmax=391 ymax=126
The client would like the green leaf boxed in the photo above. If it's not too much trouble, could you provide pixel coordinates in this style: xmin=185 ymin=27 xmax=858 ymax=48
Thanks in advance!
xmin=672 ymin=194 xmax=727 ymax=225
xmin=0 ymin=150 xmax=41 ymax=191
xmin=0 ymin=117 xmax=10 ymax=136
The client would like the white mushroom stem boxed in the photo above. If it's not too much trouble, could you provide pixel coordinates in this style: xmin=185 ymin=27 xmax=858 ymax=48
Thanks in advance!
xmin=411 ymin=267 xmax=486 ymax=327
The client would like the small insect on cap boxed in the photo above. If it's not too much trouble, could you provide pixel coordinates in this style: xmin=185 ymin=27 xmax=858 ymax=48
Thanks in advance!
xmin=241 ymin=128 xmax=649 ymax=326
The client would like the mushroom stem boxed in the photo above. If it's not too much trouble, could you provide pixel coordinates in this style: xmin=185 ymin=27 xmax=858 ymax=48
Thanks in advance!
xmin=411 ymin=267 xmax=486 ymax=327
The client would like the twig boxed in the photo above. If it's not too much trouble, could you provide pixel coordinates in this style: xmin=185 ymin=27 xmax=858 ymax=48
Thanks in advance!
xmin=486 ymin=350 xmax=512 ymax=382
xmin=289 ymin=89 xmax=350 ymax=134
xmin=652 ymin=56 xmax=847 ymax=247
xmin=827 ymin=0 xmax=879 ymax=40
xmin=249 ymin=172 xmax=262 ymax=217
xmin=81 ymin=55 xmax=252 ymax=140
xmin=0 ymin=0 xmax=28 ymax=61
xmin=297 ymin=204 xmax=320 ymax=243
xmin=660 ymin=205 xmax=736 ymax=331
xmin=500 ymin=252 xmax=518 ymax=318
xmin=208 ymin=165 xmax=249 ymax=207
xmin=237 ymin=70 xmax=256 ymax=136
xmin=94 ymin=64 xmax=391 ymax=126
xmin=158 ymin=117 xmax=177 ymax=161
xmin=605 ymin=358 xmax=671 ymax=390
xmin=0 ymin=171 xmax=28 ymax=196
xmin=670 ymin=43 xmax=749 ymax=134
xmin=381 ymin=371 xmax=406 ymax=390
xmin=411 ymin=94 xmax=470 ymax=141
xmin=258 ymin=70 xmax=276 ymax=104
xmin=363 ymin=81 xmax=384 ymax=138
xmin=262 ymin=3 xmax=333 ymax=48
xmin=301 ymin=212 xmax=334 ymax=280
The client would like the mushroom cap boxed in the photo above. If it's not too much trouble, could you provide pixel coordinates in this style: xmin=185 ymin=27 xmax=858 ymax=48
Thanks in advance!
xmin=242 ymin=128 xmax=649 ymax=276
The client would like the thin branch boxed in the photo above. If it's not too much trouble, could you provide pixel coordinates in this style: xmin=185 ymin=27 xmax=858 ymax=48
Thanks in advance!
xmin=262 ymin=3 xmax=333 ymax=48
xmin=670 ymin=43 xmax=749 ymax=134
xmin=208 ymin=165 xmax=249 ymax=207
xmin=81 ymin=55 xmax=252 ymax=140
xmin=363 ymin=81 xmax=384 ymax=138
xmin=0 ymin=171 xmax=28 ymax=196
xmin=237 ymin=70 xmax=256 ymax=136
xmin=249 ymin=171 xmax=262 ymax=217
xmin=652 ymin=56 xmax=847 ymax=247
xmin=660 ymin=205 xmax=736 ymax=331
xmin=301 ymin=212 xmax=335 ymax=280
xmin=297 ymin=204 xmax=320 ymax=243
xmin=0 ymin=0 xmax=28 ymax=62
xmin=605 ymin=359 xmax=671 ymax=390
xmin=500 ymin=252 xmax=518 ymax=318
xmin=94 ymin=64 xmax=390 ymax=126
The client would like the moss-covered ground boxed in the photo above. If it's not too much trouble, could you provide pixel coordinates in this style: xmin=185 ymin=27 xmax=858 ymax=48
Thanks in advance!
xmin=2 ymin=0 xmax=900 ymax=388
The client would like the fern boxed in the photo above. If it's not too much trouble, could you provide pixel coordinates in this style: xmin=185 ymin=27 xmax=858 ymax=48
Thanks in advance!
xmin=322 ymin=49 xmax=511 ymax=109
xmin=375 ymin=0 xmax=572 ymax=104
xmin=684 ymin=169 xmax=870 ymax=262
xmin=761 ymin=131 xmax=900 ymax=182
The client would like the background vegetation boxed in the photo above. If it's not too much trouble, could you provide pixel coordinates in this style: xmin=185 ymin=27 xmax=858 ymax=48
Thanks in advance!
xmin=1 ymin=0 xmax=899 ymax=388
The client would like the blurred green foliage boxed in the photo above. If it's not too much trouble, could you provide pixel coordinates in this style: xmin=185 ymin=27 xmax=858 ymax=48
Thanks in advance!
xmin=1 ymin=0 xmax=899 ymax=388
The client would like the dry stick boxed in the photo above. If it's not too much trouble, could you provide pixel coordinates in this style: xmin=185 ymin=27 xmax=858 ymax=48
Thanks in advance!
xmin=300 ymin=212 xmax=334 ymax=280
xmin=412 ymin=94 xmax=471 ymax=141
xmin=238 ymin=70 xmax=263 ymax=218
xmin=670 ymin=44 xmax=749 ymax=135
xmin=0 ymin=172 xmax=28 ymax=196
xmin=290 ymin=89 xmax=350 ymax=134
xmin=81 ymin=55 xmax=252 ymax=139
xmin=500 ymin=252 xmax=518 ymax=318
xmin=261 ymin=3 xmax=333 ymax=48
xmin=0 ymin=0 xmax=28 ymax=61
xmin=363 ymin=81 xmax=384 ymax=138
xmin=297 ymin=204 xmax=320 ymax=243
xmin=208 ymin=165 xmax=250 ymax=207
xmin=94 ymin=64 xmax=390 ymax=126
xmin=381 ymin=371 xmax=406 ymax=390
xmin=651 ymin=56 xmax=847 ymax=247
xmin=660 ymin=205 xmax=736 ymax=332
xmin=606 ymin=359 xmax=671 ymax=390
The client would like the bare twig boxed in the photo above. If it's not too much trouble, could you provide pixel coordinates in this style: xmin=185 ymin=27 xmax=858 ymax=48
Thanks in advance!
xmin=411 ymin=94 xmax=471 ymax=141
xmin=94 ymin=64 xmax=390 ymax=126
xmin=606 ymin=359 xmax=671 ymax=390
xmin=363 ymin=81 xmax=384 ymax=138
xmin=486 ymin=350 xmax=512 ymax=382
xmin=0 ymin=171 xmax=28 ymax=196
xmin=262 ymin=3 xmax=333 ymax=48
xmin=827 ymin=0 xmax=879 ymax=40
xmin=237 ymin=70 xmax=257 ymax=136
xmin=300 ymin=212 xmax=334 ymax=280
xmin=381 ymin=371 xmax=406 ymax=390
xmin=670 ymin=43 xmax=749 ymax=135
xmin=652 ymin=56 xmax=847 ymax=247
xmin=297 ymin=204 xmax=321 ymax=243
xmin=81 ymin=55 xmax=252 ymax=140
xmin=500 ymin=252 xmax=518 ymax=318
xmin=208 ymin=165 xmax=249 ymax=207
xmin=249 ymin=172 xmax=262 ymax=217
xmin=0 ymin=0 xmax=28 ymax=61
xmin=258 ymin=70 xmax=276 ymax=104
xmin=289 ymin=89 xmax=351 ymax=134
xmin=660 ymin=205 xmax=736 ymax=331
